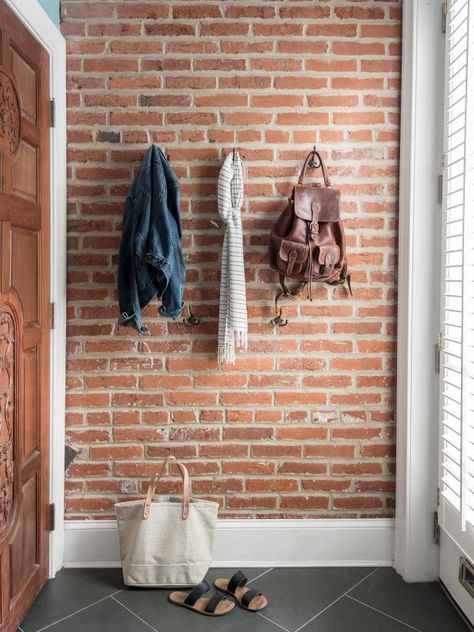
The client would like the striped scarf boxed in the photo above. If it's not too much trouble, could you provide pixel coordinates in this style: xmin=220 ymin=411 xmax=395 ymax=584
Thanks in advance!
xmin=217 ymin=151 xmax=247 ymax=365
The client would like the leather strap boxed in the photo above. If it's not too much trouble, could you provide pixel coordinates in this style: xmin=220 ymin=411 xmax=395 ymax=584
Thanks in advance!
xmin=227 ymin=570 xmax=248 ymax=594
xmin=143 ymin=455 xmax=190 ymax=520
xmin=204 ymin=592 xmax=225 ymax=613
xmin=309 ymin=202 xmax=320 ymax=241
xmin=241 ymin=588 xmax=260 ymax=608
xmin=278 ymin=275 xmax=307 ymax=298
xmin=298 ymin=149 xmax=331 ymax=187
xmin=184 ymin=580 xmax=211 ymax=606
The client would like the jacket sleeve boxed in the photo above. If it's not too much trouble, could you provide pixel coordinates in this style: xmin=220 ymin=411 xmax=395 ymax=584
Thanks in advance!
xmin=159 ymin=244 xmax=185 ymax=319
xmin=117 ymin=193 xmax=147 ymax=333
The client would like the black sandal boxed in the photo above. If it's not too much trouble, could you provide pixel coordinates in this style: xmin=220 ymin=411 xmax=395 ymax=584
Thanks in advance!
xmin=169 ymin=579 xmax=234 ymax=616
xmin=214 ymin=570 xmax=268 ymax=611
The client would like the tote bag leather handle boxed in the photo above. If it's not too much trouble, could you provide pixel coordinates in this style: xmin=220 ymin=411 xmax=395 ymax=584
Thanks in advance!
xmin=143 ymin=455 xmax=190 ymax=520
xmin=298 ymin=150 xmax=331 ymax=187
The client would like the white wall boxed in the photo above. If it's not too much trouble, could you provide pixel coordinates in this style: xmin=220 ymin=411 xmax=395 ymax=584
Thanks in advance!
xmin=38 ymin=0 xmax=59 ymax=26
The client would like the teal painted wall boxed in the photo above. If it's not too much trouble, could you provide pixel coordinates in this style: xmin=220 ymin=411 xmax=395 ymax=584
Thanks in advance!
xmin=38 ymin=0 xmax=60 ymax=26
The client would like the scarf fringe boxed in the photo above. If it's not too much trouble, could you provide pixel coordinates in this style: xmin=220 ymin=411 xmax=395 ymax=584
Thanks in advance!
xmin=218 ymin=328 xmax=248 ymax=366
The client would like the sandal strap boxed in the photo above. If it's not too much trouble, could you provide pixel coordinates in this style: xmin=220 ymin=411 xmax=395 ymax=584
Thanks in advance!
xmin=185 ymin=579 xmax=211 ymax=606
xmin=242 ymin=587 xmax=260 ymax=608
xmin=228 ymin=570 xmax=248 ymax=594
xmin=204 ymin=590 xmax=227 ymax=613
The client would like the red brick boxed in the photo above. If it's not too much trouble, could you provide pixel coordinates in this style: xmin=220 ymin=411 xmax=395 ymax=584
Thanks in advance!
xmin=280 ymin=496 xmax=329 ymax=510
xmin=276 ymin=427 xmax=328 ymax=441
xmin=305 ymin=445 xmax=355 ymax=458
xmin=335 ymin=7 xmax=385 ymax=20
xmin=224 ymin=427 xmax=274 ymax=441
xmin=276 ymin=391 xmax=327 ymax=406
xmin=199 ymin=444 xmax=249 ymax=458
xmin=90 ymin=446 xmax=143 ymax=460
xmin=114 ymin=427 xmax=166 ymax=442
xmin=332 ymin=462 xmax=383 ymax=476
xmin=279 ymin=462 xmax=328 ymax=475
xmin=360 ymin=444 xmax=396 ymax=458
xmin=302 ymin=479 xmax=351 ymax=492
xmin=247 ymin=479 xmax=298 ymax=492
xmin=223 ymin=461 xmax=275 ymax=475
xmin=333 ymin=497 xmax=384 ymax=510
xmin=116 ymin=3 xmax=169 ymax=18
xmin=193 ymin=479 xmax=243 ymax=493
xmin=227 ymin=496 xmax=277 ymax=509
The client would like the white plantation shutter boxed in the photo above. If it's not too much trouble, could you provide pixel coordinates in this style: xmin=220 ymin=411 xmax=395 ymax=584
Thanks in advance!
xmin=440 ymin=0 xmax=474 ymax=529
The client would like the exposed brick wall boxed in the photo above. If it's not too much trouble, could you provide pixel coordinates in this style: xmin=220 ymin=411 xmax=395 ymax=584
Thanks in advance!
xmin=62 ymin=1 xmax=400 ymax=520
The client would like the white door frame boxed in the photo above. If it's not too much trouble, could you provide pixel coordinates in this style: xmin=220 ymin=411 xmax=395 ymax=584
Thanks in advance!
xmin=395 ymin=0 xmax=445 ymax=581
xmin=4 ymin=0 xmax=67 ymax=577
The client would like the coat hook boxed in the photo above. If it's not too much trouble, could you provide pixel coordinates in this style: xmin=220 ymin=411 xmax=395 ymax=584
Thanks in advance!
xmin=270 ymin=308 xmax=288 ymax=327
xmin=183 ymin=305 xmax=200 ymax=326
xmin=308 ymin=145 xmax=320 ymax=169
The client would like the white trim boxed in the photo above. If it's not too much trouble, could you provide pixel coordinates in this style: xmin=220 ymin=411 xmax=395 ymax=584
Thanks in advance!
xmin=4 ymin=0 xmax=67 ymax=578
xmin=439 ymin=531 xmax=474 ymax=625
xmin=395 ymin=0 xmax=445 ymax=581
xmin=63 ymin=519 xmax=395 ymax=568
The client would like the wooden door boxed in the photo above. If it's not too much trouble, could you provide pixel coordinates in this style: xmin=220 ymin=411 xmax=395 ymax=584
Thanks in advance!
xmin=0 ymin=2 xmax=51 ymax=631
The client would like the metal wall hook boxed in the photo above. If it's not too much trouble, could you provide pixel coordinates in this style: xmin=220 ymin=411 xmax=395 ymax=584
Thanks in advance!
xmin=270 ymin=308 xmax=288 ymax=327
xmin=183 ymin=305 xmax=200 ymax=326
xmin=308 ymin=145 xmax=321 ymax=169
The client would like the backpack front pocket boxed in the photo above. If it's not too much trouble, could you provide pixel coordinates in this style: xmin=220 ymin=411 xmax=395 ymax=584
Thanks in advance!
xmin=277 ymin=240 xmax=309 ymax=277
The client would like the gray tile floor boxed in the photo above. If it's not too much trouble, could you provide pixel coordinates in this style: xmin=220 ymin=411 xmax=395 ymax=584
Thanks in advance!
xmin=19 ymin=566 xmax=470 ymax=632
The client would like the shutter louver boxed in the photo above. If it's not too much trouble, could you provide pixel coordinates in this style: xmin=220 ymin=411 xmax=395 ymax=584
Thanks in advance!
xmin=441 ymin=0 xmax=474 ymax=529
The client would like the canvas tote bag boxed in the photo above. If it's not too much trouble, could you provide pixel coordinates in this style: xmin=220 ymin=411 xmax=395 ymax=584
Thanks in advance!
xmin=115 ymin=456 xmax=218 ymax=587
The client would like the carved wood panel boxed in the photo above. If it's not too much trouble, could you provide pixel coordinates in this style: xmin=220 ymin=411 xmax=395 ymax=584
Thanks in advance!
xmin=0 ymin=71 xmax=20 ymax=155
xmin=0 ymin=308 xmax=14 ymax=532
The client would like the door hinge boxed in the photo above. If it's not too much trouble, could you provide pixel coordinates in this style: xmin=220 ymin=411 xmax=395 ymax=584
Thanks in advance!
xmin=50 ymin=302 xmax=55 ymax=329
xmin=49 ymin=98 xmax=56 ymax=128
xmin=441 ymin=1 xmax=448 ymax=33
xmin=435 ymin=333 xmax=442 ymax=373
xmin=48 ymin=503 xmax=56 ymax=531
xmin=437 ymin=486 xmax=440 ymax=507
xmin=438 ymin=173 xmax=443 ymax=205
xmin=433 ymin=510 xmax=440 ymax=545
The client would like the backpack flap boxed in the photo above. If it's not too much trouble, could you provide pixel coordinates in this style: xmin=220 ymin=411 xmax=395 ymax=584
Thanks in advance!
xmin=277 ymin=240 xmax=308 ymax=277
xmin=293 ymin=185 xmax=340 ymax=223
xmin=318 ymin=244 xmax=340 ymax=267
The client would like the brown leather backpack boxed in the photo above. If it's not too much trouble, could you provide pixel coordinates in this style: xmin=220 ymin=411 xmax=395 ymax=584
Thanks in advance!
xmin=269 ymin=149 xmax=351 ymax=306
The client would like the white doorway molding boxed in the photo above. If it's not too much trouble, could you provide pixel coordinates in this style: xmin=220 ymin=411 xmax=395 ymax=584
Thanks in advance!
xmin=395 ymin=0 xmax=445 ymax=581
xmin=5 ymin=0 xmax=67 ymax=578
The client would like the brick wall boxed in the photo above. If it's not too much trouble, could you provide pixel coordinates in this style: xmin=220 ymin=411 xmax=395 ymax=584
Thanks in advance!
xmin=62 ymin=1 xmax=400 ymax=520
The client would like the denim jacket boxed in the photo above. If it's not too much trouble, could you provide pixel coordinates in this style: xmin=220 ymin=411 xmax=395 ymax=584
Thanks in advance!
xmin=118 ymin=145 xmax=185 ymax=333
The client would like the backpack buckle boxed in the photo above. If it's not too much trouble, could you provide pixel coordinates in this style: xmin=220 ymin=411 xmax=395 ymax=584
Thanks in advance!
xmin=309 ymin=221 xmax=319 ymax=241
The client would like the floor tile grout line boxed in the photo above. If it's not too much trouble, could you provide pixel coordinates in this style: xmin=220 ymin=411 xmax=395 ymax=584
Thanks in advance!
xmin=31 ymin=589 xmax=126 ymax=632
xmin=346 ymin=595 xmax=425 ymax=632
xmin=111 ymin=595 xmax=161 ymax=632
xmin=247 ymin=568 xmax=274 ymax=584
xmin=292 ymin=567 xmax=381 ymax=632
xmin=257 ymin=611 xmax=292 ymax=632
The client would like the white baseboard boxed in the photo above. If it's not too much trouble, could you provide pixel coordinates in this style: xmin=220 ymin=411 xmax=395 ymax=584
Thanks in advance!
xmin=63 ymin=519 xmax=395 ymax=568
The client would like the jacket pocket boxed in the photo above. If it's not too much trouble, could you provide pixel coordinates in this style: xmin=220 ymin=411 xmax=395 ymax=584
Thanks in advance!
xmin=277 ymin=240 xmax=308 ymax=277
